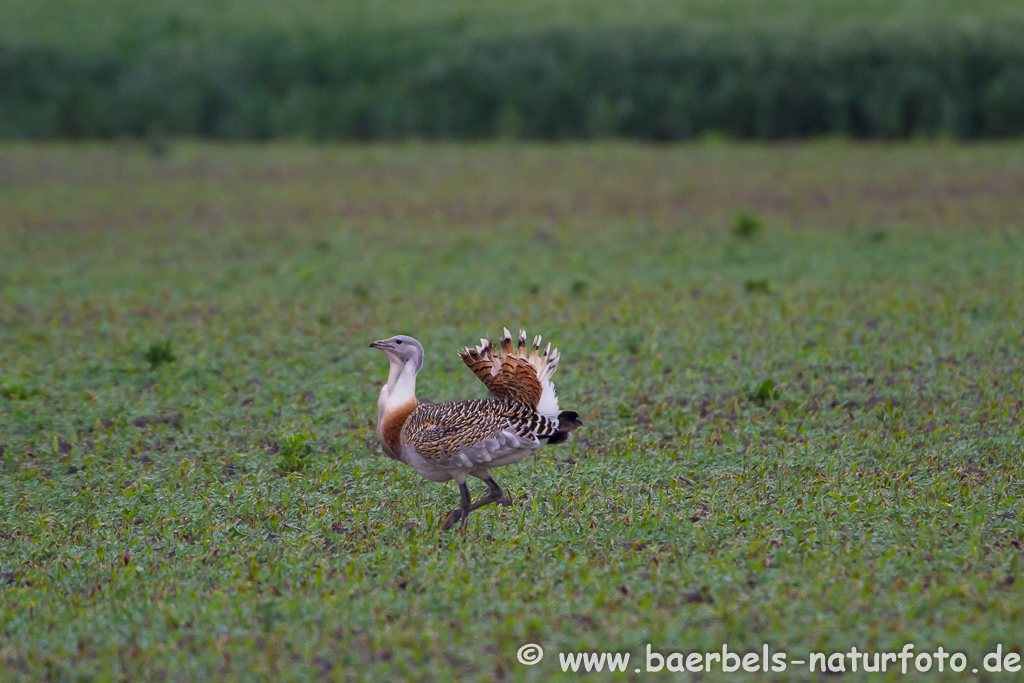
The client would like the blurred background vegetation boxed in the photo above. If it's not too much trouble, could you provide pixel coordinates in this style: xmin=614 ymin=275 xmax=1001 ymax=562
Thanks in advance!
xmin=2 ymin=0 xmax=1024 ymax=140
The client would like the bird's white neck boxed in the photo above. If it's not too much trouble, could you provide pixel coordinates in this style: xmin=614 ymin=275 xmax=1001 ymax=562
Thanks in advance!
xmin=377 ymin=358 xmax=418 ymax=424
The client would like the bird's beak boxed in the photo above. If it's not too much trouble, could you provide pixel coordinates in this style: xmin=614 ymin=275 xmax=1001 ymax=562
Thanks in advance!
xmin=369 ymin=340 xmax=390 ymax=350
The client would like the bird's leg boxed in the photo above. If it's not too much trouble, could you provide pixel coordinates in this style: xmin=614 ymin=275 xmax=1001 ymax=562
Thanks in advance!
xmin=442 ymin=479 xmax=513 ymax=532
xmin=469 ymin=477 xmax=512 ymax=510
xmin=459 ymin=482 xmax=472 ymax=533
xmin=441 ymin=482 xmax=473 ymax=533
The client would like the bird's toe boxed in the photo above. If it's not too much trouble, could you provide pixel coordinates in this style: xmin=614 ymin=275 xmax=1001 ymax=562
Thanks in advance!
xmin=441 ymin=508 xmax=463 ymax=532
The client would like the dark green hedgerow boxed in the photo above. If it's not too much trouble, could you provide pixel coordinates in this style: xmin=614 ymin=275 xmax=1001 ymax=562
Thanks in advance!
xmin=2 ymin=24 xmax=1024 ymax=140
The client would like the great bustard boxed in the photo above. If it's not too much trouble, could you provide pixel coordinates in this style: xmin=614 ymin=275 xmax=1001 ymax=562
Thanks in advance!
xmin=369 ymin=328 xmax=582 ymax=532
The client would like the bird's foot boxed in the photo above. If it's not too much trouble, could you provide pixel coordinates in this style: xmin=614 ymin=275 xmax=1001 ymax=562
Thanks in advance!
xmin=441 ymin=508 xmax=463 ymax=532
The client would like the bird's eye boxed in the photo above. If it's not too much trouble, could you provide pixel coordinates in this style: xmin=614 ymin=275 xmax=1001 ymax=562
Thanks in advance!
xmin=395 ymin=339 xmax=403 ymax=345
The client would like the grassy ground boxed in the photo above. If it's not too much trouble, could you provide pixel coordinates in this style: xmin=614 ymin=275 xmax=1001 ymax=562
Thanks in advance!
xmin=1 ymin=140 xmax=1023 ymax=681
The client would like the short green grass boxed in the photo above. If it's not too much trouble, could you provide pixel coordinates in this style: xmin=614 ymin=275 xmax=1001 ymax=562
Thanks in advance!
xmin=1 ymin=141 xmax=1023 ymax=681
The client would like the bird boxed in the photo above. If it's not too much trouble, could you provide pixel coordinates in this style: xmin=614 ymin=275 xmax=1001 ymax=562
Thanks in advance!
xmin=369 ymin=328 xmax=582 ymax=532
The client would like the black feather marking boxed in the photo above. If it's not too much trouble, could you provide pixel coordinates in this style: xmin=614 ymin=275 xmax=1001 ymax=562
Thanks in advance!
xmin=545 ymin=410 xmax=583 ymax=444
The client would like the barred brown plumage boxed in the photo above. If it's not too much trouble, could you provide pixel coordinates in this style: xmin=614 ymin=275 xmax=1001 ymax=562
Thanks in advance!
xmin=404 ymin=399 xmax=559 ymax=462
xmin=369 ymin=328 xmax=582 ymax=533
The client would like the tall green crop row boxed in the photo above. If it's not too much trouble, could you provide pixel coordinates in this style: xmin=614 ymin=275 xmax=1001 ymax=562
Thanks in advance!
xmin=2 ymin=25 xmax=1024 ymax=140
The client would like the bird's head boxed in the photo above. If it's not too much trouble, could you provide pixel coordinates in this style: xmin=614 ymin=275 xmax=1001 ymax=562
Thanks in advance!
xmin=369 ymin=334 xmax=424 ymax=372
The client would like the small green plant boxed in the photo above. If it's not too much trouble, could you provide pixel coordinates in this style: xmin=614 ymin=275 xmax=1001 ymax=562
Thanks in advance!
xmin=0 ymin=383 xmax=34 ymax=400
xmin=749 ymin=378 xmax=779 ymax=405
xmin=623 ymin=331 xmax=644 ymax=355
xmin=277 ymin=431 xmax=313 ymax=473
xmin=744 ymin=278 xmax=770 ymax=294
xmin=143 ymin=340 xmax=176 ymax=368
xmin=731 ymin=209 xmax=763 ymax=238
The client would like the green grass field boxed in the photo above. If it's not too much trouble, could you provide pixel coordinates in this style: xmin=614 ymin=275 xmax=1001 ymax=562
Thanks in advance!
xmin=1 ymin=140 xmax=1023 ymax=680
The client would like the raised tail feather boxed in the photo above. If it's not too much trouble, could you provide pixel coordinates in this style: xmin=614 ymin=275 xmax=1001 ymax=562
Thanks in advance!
xmin=459 ymin=327 xmax=562 ymax=417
